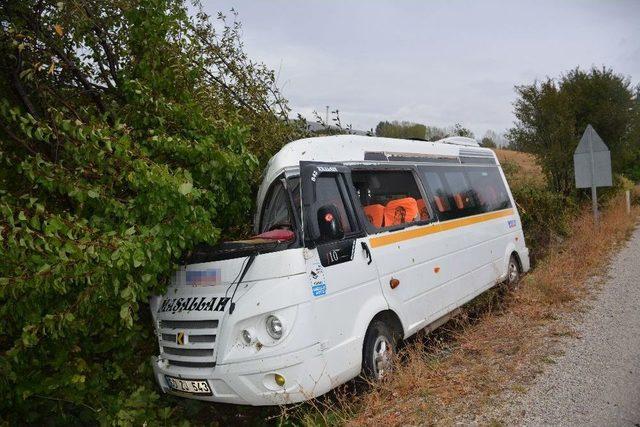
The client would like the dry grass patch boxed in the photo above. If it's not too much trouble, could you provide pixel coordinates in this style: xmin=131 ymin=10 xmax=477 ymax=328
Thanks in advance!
xmin=493 ymin=149 xmax=544 ymax=187
xmin=288 ymin=194 xmax=638 ymax=426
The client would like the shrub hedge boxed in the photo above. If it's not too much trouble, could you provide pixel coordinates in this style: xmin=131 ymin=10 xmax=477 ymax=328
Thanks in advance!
xmin=0 ymin=1 xmax=300 ymax=423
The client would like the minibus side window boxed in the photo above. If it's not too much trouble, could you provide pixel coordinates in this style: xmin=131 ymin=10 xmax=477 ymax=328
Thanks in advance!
xmin=442 ymin=170 xmax=480 ymax=217
xmin=419 ymin=165 xmax=511 ymax=221
xmin=419 ymin=166 xmax=473 ymax=220
xmin=422 ymin=171 xmax=452 ymax=215
xmin=465 ymin=167 xmax=512 ymax=213
xmin=351 ymin=170 xmax=429 ymax=231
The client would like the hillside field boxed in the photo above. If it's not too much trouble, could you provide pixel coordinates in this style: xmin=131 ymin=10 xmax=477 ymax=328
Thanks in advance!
xmin=494 ymin=148 xmax=545 ymax=187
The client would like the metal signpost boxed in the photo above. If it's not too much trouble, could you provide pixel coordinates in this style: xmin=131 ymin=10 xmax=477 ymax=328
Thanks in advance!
xmin=574 ymin=124 xmax=612 ymax=223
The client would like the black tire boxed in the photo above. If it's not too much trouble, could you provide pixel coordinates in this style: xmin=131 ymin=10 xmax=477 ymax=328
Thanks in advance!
xmin=507 ymin=254 xmax=521 ymax=287
xmin=362 ymin=320 xmax=397 ymax=380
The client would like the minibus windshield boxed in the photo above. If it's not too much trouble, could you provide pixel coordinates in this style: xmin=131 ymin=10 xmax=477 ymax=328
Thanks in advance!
xmin=260 ymin=180 xmax=296 ymax=233
xmin=180 ymin=180 xmax=299 ymax=264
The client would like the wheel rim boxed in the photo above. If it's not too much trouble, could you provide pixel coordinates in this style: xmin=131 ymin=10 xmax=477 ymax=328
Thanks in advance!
xmin=508 ymin=260 xmax=519 ymax=283
xmin=372 ymin=335 xmax=393 ymax=379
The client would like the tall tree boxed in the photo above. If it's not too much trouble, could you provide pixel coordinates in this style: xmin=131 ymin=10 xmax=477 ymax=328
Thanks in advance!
xmin=480 ymin=137 xmax=497 ymax=148
xmin=481 ymin=130 xmax=503 ymax=148
xmin=507 ymin=67 xmax=639 ymax=194
xmin=375 ymin=120 xmax=427 ymax=139
xmin=425 ymin=125 xmax=448 ymax=141
xmin=423 ymin=124 xmax=476 ymax=141
xmin=625 ymin=85 xmax=640 ymax=181
xmin=449 ymin=123 xmax=474 ymax=138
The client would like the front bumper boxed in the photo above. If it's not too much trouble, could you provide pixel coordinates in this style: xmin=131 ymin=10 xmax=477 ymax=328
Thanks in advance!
xmin=152 ymin=342 xmax=330 ymax=405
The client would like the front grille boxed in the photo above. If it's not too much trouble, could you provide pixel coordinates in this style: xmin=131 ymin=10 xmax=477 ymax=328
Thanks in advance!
xmin=163 ymin=347 xmax=213 ymax=357
xmin=189 ymin=334 xmax=216 ymax=343
xmin=158 ymin=318 xmax=219 ymax=368
xmin=162 ymin=333 xmax=215 ymax=343
xmin=162 ymin=333 xmax=176 ymax=342
xmin=169 ymin=360 xmax=216 ymax=368
xmin=161 ymin=320 xmax=218 ymax=329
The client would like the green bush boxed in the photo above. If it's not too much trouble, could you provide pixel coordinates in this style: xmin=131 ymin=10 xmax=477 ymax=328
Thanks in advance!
xmin=511 ymin=183 xmax=576 ymax=263
xmin=499 ymin=159 xmax=519 ymax=178
xmin=507 ymin=67 xmax=640 ymax=195
xmin=0 ymin=1 xmax=300 ymax=424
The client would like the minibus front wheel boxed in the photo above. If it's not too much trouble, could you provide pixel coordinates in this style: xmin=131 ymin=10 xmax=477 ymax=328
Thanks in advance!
xmin=362 ymin=320 xmax=397 ymax=380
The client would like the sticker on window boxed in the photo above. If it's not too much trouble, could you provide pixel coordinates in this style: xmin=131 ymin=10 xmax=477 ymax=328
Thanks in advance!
xmin=308 ymin=263 xmax=327 ymax=297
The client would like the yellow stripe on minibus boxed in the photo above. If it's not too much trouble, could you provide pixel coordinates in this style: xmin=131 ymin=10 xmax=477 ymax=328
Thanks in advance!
xmin=369 ymin=208 xmax=515 ymax=248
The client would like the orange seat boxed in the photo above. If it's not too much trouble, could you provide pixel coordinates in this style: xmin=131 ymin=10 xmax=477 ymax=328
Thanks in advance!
xmin=384 ymin=197 xmax=419 ymax=226
xmin=454 ymin=193 xmax=465 ymax=209
xmin=363 ymin=204 xmax=385 ymax=228
xmin=433 ymin=196 xmax=446 ymax=212
xmin=416 ymin=199 xmax=430 ymax=220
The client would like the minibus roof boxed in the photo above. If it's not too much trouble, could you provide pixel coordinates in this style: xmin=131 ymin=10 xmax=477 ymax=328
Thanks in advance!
xmin=256 ymin=134 xmax=497 ymax=217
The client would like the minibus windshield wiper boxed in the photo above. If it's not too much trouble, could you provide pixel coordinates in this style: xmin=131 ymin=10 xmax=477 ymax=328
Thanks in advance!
xmin=227 ymin=254 xmax=256 ymax=315
xmin=180 ymin=240 xmax=281 ymax=264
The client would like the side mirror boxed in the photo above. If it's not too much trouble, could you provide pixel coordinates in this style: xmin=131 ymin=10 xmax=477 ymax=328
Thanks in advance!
xmin=317 ymin=204 xmax=344 ymax=242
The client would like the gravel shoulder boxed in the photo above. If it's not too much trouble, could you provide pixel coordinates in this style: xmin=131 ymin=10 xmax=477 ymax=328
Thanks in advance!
xmin=501 ymin=225 xmax=640 ymax=426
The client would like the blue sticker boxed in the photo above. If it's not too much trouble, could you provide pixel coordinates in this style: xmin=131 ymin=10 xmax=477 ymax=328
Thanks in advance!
xmin=508 ymin=220 xmax=516 ymax=228
xmin=312 ymin=283 xmax=327 ymax=297
xmin=308 ymin=262 xmax=328 ymax=297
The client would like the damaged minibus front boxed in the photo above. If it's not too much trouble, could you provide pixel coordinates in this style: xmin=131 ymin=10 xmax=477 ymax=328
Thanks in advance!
xmin=149 ymin=175 xmax=336 ymax=405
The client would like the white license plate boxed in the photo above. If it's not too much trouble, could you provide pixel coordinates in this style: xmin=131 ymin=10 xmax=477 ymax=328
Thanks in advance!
xmin=165 ymin=376 xmax=212 ymax=395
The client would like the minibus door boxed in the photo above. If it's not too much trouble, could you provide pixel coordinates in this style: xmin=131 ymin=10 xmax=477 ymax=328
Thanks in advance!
xmin=300 ymin=162 xmax=382 ymax=365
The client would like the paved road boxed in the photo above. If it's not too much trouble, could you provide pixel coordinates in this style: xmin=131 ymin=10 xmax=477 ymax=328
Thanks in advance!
xmin=508 ymin=226 xmax=640 ymax=426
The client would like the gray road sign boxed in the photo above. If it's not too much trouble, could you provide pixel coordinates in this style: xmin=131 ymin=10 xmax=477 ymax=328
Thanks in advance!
xmin=574 ymin=124 xmax=612 ymax=189
xmin=574 ymin=124 xmax=612 ymax=223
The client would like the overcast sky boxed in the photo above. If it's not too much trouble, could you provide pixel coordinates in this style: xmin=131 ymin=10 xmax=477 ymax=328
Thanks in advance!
xmin=204 ymin=0 xmax=640 ymax=139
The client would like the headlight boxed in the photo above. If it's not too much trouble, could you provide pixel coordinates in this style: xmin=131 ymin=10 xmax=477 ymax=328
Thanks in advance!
xmin=265 ymin=315 xmax=283 ymax=340
xmin=241 ymin=329 xmax=255 ymax=345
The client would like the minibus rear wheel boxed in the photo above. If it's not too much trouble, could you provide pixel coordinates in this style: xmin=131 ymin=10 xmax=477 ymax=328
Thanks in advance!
xmin=507 ymin=254 xmax=520 ymax=287
xmin=362 ymin=320 xmax=397 ymax=380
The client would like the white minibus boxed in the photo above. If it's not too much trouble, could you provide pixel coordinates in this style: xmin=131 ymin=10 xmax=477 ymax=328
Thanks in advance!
xmin=150 ymin=135 xmax=530 ymax=405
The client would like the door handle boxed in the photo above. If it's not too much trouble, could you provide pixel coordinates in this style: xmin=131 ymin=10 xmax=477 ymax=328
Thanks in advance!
xmin=361 ymin=241 xmax=373 ymax=265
